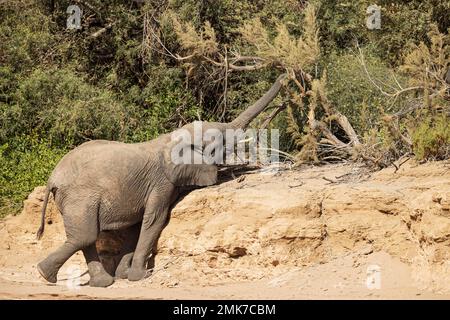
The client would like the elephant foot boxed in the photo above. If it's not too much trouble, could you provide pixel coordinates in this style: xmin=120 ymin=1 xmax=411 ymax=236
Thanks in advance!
xmin=128 ymin=267 xmax=147 ymax=281
xmin=115 ymin=265 xmax=129 ymax=279
xmin=115 ymin=253 xmax=133 ymax=279
xmin=89 ymin=273 xmax=114 ymax=287
xmin=37 ymin=259 xmax=58 ymax=283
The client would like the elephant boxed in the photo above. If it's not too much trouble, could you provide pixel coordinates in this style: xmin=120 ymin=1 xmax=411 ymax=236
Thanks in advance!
xmin=36 ymin=73 xmax=286 ymax=287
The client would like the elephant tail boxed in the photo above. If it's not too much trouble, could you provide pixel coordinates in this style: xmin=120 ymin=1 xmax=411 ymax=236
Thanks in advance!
xmin=36 ymin=187 xmax=51 ymax=240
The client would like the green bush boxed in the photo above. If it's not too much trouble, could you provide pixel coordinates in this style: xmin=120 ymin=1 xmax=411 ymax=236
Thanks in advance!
xmin=124 ymin=65 xmax=202 ymax=142
xmin=316 ymin=0 xmax=447 ymax=64
xmin=0 ymin=136 xmax=66 ymax=217
xmin=0 ymin=68 xmax=136 ymax=146
xmin=0 ymin=1 xmax=57 ymax=73
xmin=325 ymin=51 xmax=410 ymax=134
xmin=412 ymin=114 xmax=450 ymax=161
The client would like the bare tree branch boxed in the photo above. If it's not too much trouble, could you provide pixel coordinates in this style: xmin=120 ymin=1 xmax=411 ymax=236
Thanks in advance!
xmin=261 ymin=104 xmax=286 ymax=129
xmin=356 ymin=45 xmax=423 ymax=98
xmin=88 ymin=22 xmax=115 ymax=39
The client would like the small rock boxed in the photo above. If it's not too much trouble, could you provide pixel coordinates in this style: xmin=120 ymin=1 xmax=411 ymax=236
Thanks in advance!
xmin=360 ymin=245 xmax=373 ymax=255
xmin=432 ymin=194 xmax=442 ymax=204
xmin=229 ymin=247 xmax=247 ymax=258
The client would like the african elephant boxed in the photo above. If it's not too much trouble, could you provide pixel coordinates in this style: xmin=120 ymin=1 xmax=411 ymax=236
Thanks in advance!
xmin=36 ymin=74 xmax=286 ymax=287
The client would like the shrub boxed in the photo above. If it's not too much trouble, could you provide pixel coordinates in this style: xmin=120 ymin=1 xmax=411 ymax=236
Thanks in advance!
xmin=325 ymin=51 xmax=410 ymax=134
xmin=0 ymin=68 xmax=136 ymax=147
xmin=316 ymin=0 xmax=447 ymax=65
xmin=0 ymin=136 xmax=66 ymax=217
xmin=123 ymin=65 xmax=202 ymax=142
xmin=412 ymin=114 xmax=450 ymax=161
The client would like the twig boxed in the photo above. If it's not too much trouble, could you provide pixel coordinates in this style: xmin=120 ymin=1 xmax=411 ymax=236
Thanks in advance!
xmin=74 ymin=0 xmax=103 ymax=21
xmin=335 ymin=172 xmax=352 ymax=179
xmin=258 ymin=147 xmax=296 ymax=161
xmin=145 ymin=256 xmax=180 ymax=277
xmin=393 ymin=155 xmax=411 ymax=173
xmin=322 ymin=177 xmax=336 ymax=183
xmin=391 ymin=161 xmax=399 ymax=173
xmin=356 ymin=44 xmax=422 ymax=98
xmin=88 ymin=22 xmax=115 ymax=39
xmin=261 ymin=104 xmax=286 ymax=129
xmin=321 ymin=155 xmax=347 ymax=162
xmin=288 ymin=182 xmax=304 ymax=188
xmin=220 ymin=46 xmax=228 ymax=121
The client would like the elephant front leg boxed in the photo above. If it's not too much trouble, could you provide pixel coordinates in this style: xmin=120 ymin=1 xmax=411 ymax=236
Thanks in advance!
xmin=128 ymin=194 xmax=171 ymax=281
xmin=128 ymin=213 xmax=169 ymax=281
xmin=118 ymin=238 xmax=161 ymax=279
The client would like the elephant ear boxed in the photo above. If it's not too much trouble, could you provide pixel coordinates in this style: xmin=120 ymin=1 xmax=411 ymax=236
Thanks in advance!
xmin=162 ymin=136 xmax=218 ymax=187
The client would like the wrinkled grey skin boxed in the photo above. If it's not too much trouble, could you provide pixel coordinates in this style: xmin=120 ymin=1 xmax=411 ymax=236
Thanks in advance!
xmin=36 ymin=74 xmax=285 ymax=287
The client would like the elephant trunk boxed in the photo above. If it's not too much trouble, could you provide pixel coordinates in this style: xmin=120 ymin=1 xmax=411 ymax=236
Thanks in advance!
xmin=229 ymin=74 xmax=286 ymax=129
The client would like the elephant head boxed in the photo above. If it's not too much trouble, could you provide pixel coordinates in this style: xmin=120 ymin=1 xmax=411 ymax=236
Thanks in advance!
xmin=161 ymin=73 xmax=286 ymax=187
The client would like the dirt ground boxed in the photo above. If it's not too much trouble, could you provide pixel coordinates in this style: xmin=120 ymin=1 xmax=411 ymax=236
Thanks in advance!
xmin=1 ymin=160 xmax=449 ymax=299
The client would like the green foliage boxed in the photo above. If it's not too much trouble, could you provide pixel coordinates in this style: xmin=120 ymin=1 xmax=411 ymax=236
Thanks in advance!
xmin=0 ymin=136 xmax=66 ymax=217
xmin=1 ymin=68 xmax=135 ymax=146
xmin=325 ymin=51 xmax=408 ymax=133
xmin=412 ymin=114 xmax=450 ymax=161
xmin=316 ymin=0 xmax=448 ymax=64
xmin=0 ymin=1 xmax=56 ymax=73
xmin=125 ymin=65 xmax=201 ymax=141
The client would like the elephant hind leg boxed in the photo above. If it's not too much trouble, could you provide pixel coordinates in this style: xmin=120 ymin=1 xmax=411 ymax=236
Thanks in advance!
xmin=37 ymin=201 xmax=100 ymax=284
xmin=37 ymin=241 xmax=80 ymax=283
xmin=82 ymin=244 xmax=114 ymax=287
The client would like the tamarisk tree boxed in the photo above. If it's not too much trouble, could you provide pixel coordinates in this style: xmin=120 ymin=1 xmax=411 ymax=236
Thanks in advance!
xmin=141 ymin=2 xmax=448 ymax=165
